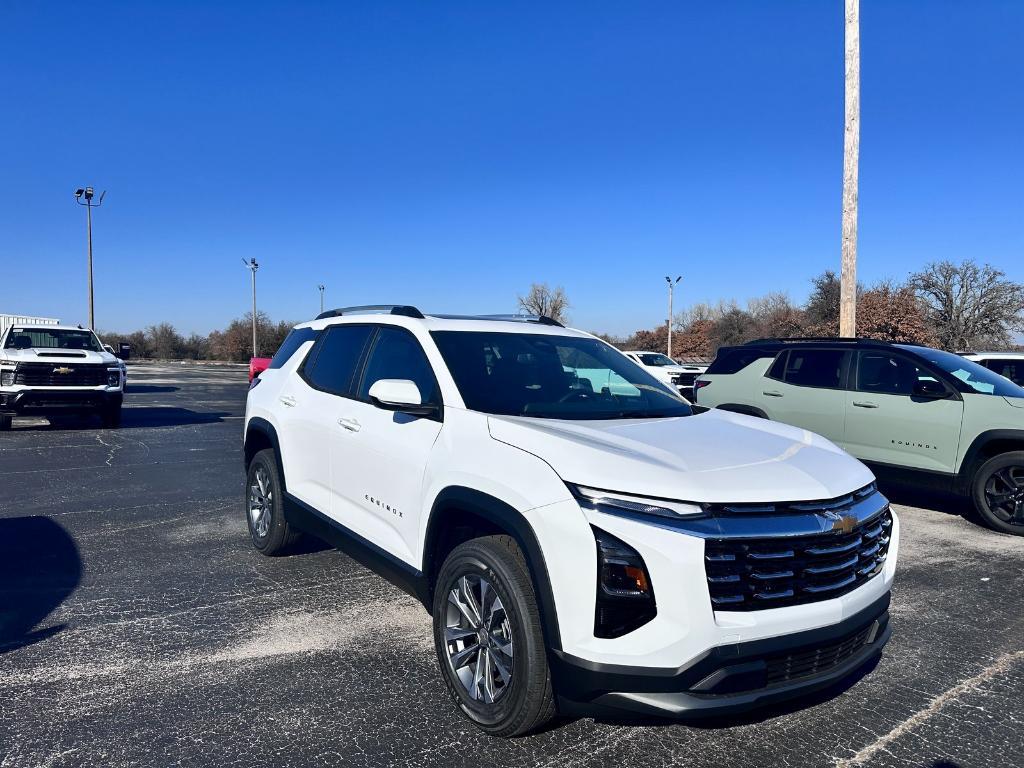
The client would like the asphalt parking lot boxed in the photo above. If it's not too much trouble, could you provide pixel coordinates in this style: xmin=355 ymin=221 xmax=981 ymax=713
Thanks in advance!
xmin=1 ymin=363 xmax=1022 ymax=768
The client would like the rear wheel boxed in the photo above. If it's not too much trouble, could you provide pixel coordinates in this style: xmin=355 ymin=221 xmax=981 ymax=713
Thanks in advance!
xmin=432 ymin=535 xmax=556 ymax=737
xmin=972 ymin=451 xmax=1024 ymax=535
xmin=246 ymin=449 xmax=301 ymax=554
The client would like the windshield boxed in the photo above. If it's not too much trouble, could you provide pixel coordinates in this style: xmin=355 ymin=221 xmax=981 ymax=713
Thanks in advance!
xmin=900 ymin=345 xmax=1024 ymax=397
xmin=637 ymin=353 xmax=675 ymax=367
xmin=432 ymin=331 xmax=692 ymax=420
xmin=3 ymin=328 xmax=104 ymax=352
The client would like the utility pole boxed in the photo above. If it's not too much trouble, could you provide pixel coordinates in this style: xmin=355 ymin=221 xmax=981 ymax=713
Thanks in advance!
xmin=840 ymin=0 xmax=860 ymax=337
xmin=242 ymin=258 xmax=259 ymax=357
xmin=665 ymin=275 xmax=681 ymax=359
xmin=318 ymin=284 xmax=326 ymax=315
xmin=74 ymin=187 xmax=106 ymax=329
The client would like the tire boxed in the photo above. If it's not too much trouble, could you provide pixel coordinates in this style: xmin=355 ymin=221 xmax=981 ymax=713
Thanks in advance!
xmin=0 ymin=414 xmax=11 ymax=431
xmin=245 ymin=449 xmax=301 ymax=555
xmin=971 ymin=451 xmax=1024 ymax=536
xmin=432 ymin=535 xmax=556 ymax=737
xmin=100 ymin=405 xmax=122 ymax=428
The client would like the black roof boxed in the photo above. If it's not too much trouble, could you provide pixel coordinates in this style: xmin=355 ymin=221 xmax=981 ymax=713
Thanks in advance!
xmin=742 ymin=337 xmax=897 ymax=349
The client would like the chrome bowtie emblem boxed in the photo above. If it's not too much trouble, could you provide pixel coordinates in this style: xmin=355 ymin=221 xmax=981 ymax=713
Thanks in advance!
xmin=820 ymin=510 xmax=858 ymax=534
xmin=53 ymin=367 xmax=74 ymax=375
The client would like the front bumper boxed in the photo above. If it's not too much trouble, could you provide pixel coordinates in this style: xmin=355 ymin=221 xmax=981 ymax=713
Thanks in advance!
xmin=553 ymin=591 xmax=891 ymax=718
xmin=0 ymin=388 xmax=122 ymax=415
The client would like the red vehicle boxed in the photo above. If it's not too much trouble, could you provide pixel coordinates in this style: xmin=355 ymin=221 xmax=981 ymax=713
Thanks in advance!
xmin=248 ymin=357 xmax=271 ymax=383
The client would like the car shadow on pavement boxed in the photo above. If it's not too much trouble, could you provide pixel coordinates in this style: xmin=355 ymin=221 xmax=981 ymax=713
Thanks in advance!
xmin=0 ymin=516 xmax=81 ymax=655
xmin=124 ymin=384 xmax=180 ymax=394
xmin=12 ymin=408 xmax=232 ymax=431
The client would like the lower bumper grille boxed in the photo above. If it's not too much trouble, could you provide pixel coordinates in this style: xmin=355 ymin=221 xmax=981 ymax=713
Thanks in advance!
xmin=705 ymin=505 xmax=892 ymax=611
xmin=765 ymin=622 xmax=875 ymax=685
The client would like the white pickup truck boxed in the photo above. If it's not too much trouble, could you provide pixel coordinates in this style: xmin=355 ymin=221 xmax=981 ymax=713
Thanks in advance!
xmin=0 ymin=324 xmax=125 ymax=430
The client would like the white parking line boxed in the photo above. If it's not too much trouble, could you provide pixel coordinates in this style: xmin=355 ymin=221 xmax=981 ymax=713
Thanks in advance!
xmin=834 ymin=649 xmax=1024 ymax=767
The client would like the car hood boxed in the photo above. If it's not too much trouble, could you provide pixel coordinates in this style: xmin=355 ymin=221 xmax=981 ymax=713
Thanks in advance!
xmin=487 ymin=409 xmax=873 ymax=504
xmin=0 ymin=348 xmax=115 ymax=365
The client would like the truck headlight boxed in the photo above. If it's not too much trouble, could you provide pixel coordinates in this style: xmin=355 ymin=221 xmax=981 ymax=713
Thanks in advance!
xmin=107 ymin=369 xmax=121 ymax=387
xmin=571 ymin=484 xmax=704 ymax=520
xmin=1 ymin=369 xmax=14 ymax=387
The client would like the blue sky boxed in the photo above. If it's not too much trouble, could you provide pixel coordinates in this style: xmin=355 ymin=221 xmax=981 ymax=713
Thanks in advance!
xmin=1 ymin=1 xmax=1022 ymax=337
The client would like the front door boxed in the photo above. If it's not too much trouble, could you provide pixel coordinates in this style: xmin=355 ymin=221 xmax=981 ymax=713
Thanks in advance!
xmin=329 ymin=326 xmax=443 ymax=566
xmin=843 ymin=349 xmax=964 ymax=473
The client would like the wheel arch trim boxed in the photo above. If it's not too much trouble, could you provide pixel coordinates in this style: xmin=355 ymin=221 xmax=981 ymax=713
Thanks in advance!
xmin=958 ymin=429 xmax=1024 ymax=493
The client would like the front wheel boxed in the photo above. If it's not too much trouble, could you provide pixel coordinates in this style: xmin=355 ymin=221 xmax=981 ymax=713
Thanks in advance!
xmin=432 ymin=535 xmax=556 ymax=737
xmin=246 ymin=449 xmax=301 ymax=554
xmin=100 ymin=405 xmax=122 ymax=428
xmin=0 ymin=414 xmax=11 ymax=431
xmin=972 ymin=451 xmax=1024 ymax=535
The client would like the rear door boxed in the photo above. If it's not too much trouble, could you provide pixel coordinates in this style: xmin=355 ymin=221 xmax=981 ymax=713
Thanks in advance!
xmin=759 ymin=347 xmax=851 ymax=442
xmin=278 ymin=324 xmax=374 ymax=513
xmin=328 ymin=325 xmax=444 ymax=564
xmin=842 ymin=349 xmax=963 ymax=472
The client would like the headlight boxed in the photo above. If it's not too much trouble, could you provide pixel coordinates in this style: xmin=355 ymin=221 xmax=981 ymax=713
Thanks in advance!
xmin=571 ymin=484 xmax=704 ymax=520
xmin=1 ymin=368 xmax=13 ymax=387
xmin=107 ymin=368 xmax=121 ymax=387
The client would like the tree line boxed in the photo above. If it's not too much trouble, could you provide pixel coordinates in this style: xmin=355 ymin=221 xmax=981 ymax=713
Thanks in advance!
xmin=616 ymin=259 xmax=1024 ymax=359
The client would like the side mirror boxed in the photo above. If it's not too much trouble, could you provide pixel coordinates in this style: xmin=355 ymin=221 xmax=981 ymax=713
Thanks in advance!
xmin=913 ymin=379 xmax=950 ymax=399
xmin=367 ymin=379 xmax=437 ymax=416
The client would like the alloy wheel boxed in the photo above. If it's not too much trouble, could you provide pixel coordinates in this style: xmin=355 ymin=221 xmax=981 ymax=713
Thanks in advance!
xmin=984 ymin=465 xmax=1024 ymax=525
xmin=249 ymin=464 xmax=273 ymax=539
xmin=444 ymin=574 xmax=514 ymax=704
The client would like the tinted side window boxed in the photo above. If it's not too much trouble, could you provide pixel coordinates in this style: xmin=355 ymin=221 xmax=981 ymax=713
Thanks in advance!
xmin=268 ymin=328 xmax=319 ymax=369
xmin=984 ymin=359 xmax=1024 ymax=386
xmin=303 ymin=325 xmax=374 ymax=396
xmin=357 ymin=327 xmax=440 ymax=405
xmin=856 ymin=351 xmax=935 ymax=395
xmin=783 ymin=349 xmax=846 ymax=388
xmin=765 ymin=351 xmax=788 ymax=381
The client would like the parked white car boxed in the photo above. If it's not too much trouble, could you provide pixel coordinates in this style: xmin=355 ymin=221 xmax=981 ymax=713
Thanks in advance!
xmin=243 ymin=306 xmax=898 ymax=736
xmin=623 ymin=350 xmax=707 ymax=398
xmin=0 ymin=324 xmax=125 ymax=429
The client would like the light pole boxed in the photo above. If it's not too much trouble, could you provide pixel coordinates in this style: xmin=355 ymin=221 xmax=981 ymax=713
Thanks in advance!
xmin=75 ymin=187 xmax=106 ymax=329
xmin=318 ymin=284 xmax=326 ymax=315
xmin=242 ymin=258 xmax=259 ymax=357
xmin=665 ymin=275 xmax=681 ymax=359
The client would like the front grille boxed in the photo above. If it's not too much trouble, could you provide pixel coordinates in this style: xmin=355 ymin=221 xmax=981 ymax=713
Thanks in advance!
xmin=765 ymin=622 xmax=876 ymax=686
xmin=705 ymin=506 xmax=892 ymax=611
xmin=673 ymin=373 xmax=698 ymax=387
xmin=14 ymin=362 xmax=107 ymax=387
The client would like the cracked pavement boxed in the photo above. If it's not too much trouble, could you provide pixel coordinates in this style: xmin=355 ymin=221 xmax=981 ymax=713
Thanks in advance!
xmin=1 ymin=363 xmax=1022 ymax=767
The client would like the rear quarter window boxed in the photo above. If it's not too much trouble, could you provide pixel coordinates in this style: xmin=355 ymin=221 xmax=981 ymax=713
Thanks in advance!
xmin=268 ymin=328 xmax=319 ymax=369
xmin=706 ymin=348 xmax=773 ymax=375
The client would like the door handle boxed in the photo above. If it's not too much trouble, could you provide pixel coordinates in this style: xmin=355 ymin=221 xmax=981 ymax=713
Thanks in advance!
xmin=762 ymin=390 xmax=783 ymax=398
xmin=337 ymin=416 xmax=361 ymax=432
xmin=852 ymin=401 xmax=879 ymax=409
xmin=279 ymin=395 xmax=297 ymax=407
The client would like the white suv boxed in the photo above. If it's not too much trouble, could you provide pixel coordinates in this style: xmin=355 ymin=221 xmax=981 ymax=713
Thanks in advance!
xmin=243 ymin=306 xmax=898 ymax=736
xmin=0 ymin=324 xmax=125 ymax=430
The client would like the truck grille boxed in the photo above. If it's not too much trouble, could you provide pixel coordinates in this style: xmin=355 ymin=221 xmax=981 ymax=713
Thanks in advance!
xmin=705 ymin=505 xmax=892 ymax=611
xmin=672 ymin=372 xmax=699 ymax=387
xmin=14 ymin=362 xmax=108 ymax=387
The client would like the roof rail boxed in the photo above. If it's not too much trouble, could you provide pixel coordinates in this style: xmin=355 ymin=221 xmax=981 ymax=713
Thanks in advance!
xmin=743 ymin=336 xmax=887 ymax=346
xmin=316 ymin=304 xmax=425 ymax=320
xmin=429 ymin=313 xmax=564 ymax=328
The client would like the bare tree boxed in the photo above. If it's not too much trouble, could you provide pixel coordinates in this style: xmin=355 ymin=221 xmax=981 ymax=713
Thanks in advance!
xmin=840 ymin=0 xmax=860 ymax=336
xmin=909 ymin=260 xmax=1024 ymax=350
xmin=517 ymin=283 xmax=570 ymax=324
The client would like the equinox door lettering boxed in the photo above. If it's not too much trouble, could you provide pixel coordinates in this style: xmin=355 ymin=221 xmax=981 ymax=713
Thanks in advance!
xmin=365 ymin=494 xmax=403 ymax=518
